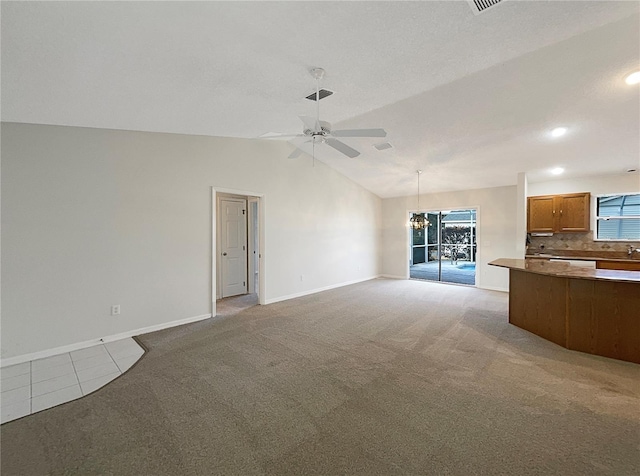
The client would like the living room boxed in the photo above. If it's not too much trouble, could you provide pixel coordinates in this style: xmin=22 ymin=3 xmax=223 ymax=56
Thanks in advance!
xmin=2 ymin=2 xmax=639 ymax=474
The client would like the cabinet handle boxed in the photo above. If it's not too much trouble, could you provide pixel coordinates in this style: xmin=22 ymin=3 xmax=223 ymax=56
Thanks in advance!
xmin=560 ymin=210 xmax=563 ymax=216
xmin=553 ymin=210 xmax=556 ymax=215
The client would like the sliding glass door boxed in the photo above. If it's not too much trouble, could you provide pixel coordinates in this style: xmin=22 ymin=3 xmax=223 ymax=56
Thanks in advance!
xmin=410 ymin=209 xmax=476 ymax=285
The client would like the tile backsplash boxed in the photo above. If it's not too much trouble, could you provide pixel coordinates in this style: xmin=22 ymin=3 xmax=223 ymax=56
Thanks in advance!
xmin=528 ymin=232 xmax=640 ymax=253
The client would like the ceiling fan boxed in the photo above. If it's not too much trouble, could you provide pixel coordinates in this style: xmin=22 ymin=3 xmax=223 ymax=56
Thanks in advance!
xmin=265 ymin=67 xmax=387 ymax=159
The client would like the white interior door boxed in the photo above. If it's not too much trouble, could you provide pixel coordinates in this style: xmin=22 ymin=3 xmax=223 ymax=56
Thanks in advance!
xmin=221 ymin=198 xmax=248 ymax=298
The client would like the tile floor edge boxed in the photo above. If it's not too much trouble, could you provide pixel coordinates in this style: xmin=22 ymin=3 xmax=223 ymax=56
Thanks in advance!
xmin=1 ymin=339 xmax=146 ymax=425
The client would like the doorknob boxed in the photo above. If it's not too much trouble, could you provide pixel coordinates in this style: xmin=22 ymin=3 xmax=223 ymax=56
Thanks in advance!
xmin=222 ymin=252 xmax=227 ymax=256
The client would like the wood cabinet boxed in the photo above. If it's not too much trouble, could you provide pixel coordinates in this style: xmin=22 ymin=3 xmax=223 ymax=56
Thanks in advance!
xmin=596 ymin=260 xmax=640 ymax=271
xmin=527 ymin=192 xmax=590 ymax=233
xmin=507 ymin=267 xmax=640 ymax=364
xmin=527 ymin=195 xmax=555 ymax=232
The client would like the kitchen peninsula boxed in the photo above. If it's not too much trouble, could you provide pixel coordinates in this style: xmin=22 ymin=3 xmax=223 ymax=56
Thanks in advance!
xmin=490 ymin=258 xmax=640 ymax=364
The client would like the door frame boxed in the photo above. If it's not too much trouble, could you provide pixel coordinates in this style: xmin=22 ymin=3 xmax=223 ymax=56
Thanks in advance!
xmin=219 ymin=196 xmax=248 ymax=298
xmin=407 ymin=205 xmax=480 ymax=287
xmin=247 ymin=197 xmax=260 ymax=294
xmin=211 ymin=187 xmax=265 ymax=317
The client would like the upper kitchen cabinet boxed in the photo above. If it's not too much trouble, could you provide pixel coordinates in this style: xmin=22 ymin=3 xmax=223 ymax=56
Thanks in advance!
xmin=527 ymin=192 xmax=590 ymax=233
xmin=527 ymin=195 xmax=556 ymax=232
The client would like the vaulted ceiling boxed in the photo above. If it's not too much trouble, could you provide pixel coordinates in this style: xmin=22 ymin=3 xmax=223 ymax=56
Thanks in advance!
xmin=2 ymin=1 xmax=639 ymax=197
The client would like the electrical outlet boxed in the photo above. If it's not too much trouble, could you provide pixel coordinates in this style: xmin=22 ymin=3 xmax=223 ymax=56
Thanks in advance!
xmin=300 ymin=275 xmax=304 ymax=282
xmin=111 ymin=305 xmax=121 ymax=316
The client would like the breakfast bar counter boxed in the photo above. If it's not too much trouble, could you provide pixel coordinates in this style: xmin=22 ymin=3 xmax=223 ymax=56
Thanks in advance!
xmin=491 ymin=258 xmax=640 ymax=283
xmin=489 ymin=258 xmax=640 ymax=364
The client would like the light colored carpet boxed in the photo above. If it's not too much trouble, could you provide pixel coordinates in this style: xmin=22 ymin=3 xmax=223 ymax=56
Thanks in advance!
xmin=1 ymin=278 xmax=639 ymax=475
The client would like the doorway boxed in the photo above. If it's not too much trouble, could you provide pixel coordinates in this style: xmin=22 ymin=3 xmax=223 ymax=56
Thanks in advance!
xmin=219 ymin=197 xmax=248 ymax=298
xmin=215 ymin=191 xmax=262 ymax=302
xmin=410 ymin=209 xmax=477 ymax=285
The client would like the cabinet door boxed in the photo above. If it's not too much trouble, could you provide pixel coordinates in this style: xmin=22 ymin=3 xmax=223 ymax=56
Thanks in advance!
xmin=527 ymin=196 xmax=555 ymax=232
xmin=557 ymin=193 xmax=590 ymax=232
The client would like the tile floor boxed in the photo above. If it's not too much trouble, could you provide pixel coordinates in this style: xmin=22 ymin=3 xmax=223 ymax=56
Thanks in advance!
xmin=1 ymin=338 xmax=144 ymax=424
xmin=410 ymin=261 xmax=476 ymax=285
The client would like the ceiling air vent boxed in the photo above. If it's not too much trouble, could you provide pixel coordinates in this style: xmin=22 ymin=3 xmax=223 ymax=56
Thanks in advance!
xmin=374 ymin=142 xmax=393 ymax=151
xmin=305 ymin=89 xmax=333 ymax=101
xmin=468 ymin=0 xmax=504 ymax=15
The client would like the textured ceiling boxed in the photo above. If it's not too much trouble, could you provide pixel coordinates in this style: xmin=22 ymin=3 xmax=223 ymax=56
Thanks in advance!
xmin=2 ymin=1 xmax=639 ymax=197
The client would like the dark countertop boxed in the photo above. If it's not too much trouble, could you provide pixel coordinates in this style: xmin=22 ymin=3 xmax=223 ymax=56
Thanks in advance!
xmin=489 ymin=258 xmax=640 ymax=283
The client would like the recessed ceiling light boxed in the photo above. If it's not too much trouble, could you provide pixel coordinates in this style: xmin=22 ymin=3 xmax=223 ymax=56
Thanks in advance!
xmin=550 ymin=127 xmax=568 ymax=138
xmin=550 ymin=167 xmax=564 ymax=175
xmin=625 ymin=71 xmax=640 ymax=85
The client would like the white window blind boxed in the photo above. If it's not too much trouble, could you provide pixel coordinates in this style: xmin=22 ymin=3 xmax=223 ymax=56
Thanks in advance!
xmin=596 ymin=194 xmax=640 ymax=240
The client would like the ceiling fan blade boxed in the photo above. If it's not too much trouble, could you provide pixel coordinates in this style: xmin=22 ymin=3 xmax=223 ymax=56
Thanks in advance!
xmin=325 ymin=138 xmax=360 ymax=158
xmin=259 ymin=132 xmax=303 ymax=139
xmin=288 ymin=139 xmax=311 ymax=159
xmin=288 ymin=148 xmax=305 ymax=159
xmin=299 ymin=115 xmax=320 ymax=132
xmin=331 ymin=128 xmax=387 ymax=138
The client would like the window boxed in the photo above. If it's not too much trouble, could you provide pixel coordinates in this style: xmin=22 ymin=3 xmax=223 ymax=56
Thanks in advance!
xmin=596 ymin=194 xmax=640 ymax=240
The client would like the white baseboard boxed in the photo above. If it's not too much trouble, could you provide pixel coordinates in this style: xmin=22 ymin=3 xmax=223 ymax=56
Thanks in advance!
xmin=478 ymin=285 xmax=508 ymax=293
xmin=264 ymin=276 xmax=380 ymax=305
xmin=379 ymin=274 xmax=406 ymax=280
xmin=0 ymin=313 xmax=212 ymax=368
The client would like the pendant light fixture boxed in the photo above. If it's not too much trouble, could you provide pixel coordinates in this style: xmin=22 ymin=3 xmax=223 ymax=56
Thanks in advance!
xmin=409 ymin=170 xmax=429 ymax=230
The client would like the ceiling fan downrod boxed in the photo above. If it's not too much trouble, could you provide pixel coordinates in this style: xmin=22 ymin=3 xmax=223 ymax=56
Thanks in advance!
xmin=310 ymin=67 xmax=325 ymax=165
xmin=310 ymin=67 xmax=325 ymax=132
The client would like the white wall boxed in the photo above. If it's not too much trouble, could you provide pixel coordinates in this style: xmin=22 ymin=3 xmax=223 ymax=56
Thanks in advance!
xmin=515 ymin=172 xmax=528 ymax=257
xmin=1 ymin=123 xmax=382 ymax=361
xmin=381 ymin=185 xmax=518 ymax=292
xmin=528 ymin=173 xmax=639 ymax=197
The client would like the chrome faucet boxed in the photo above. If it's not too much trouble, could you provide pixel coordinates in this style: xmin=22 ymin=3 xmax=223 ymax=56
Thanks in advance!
xmin=628 ymin=245 xmax=640 ymax=256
